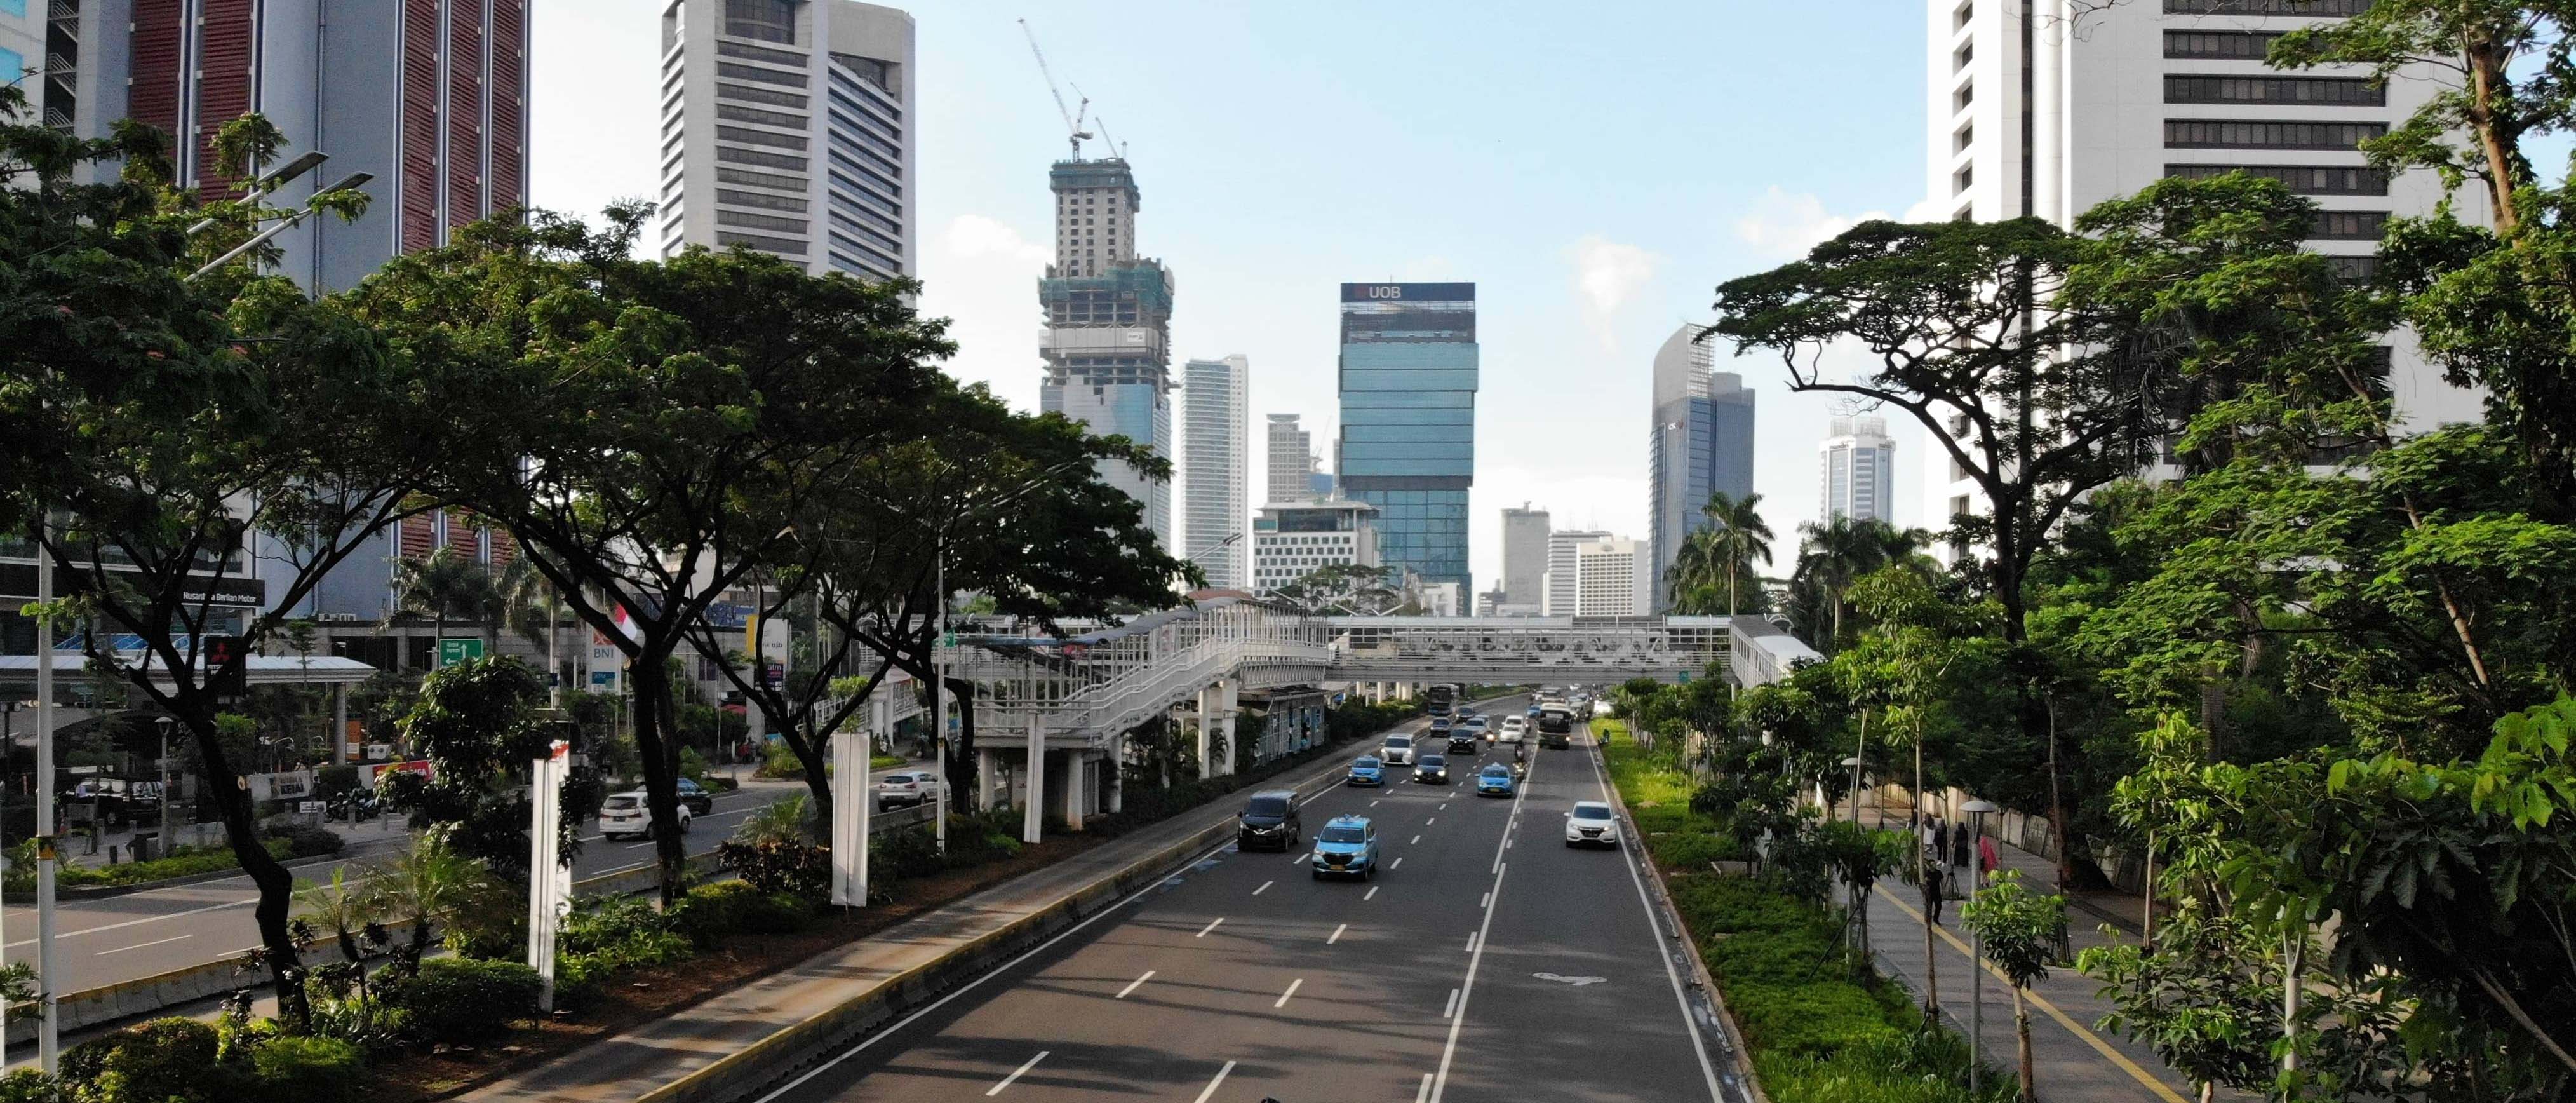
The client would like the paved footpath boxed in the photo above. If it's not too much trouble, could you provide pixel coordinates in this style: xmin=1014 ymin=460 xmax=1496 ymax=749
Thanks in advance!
xmin=1852 ymin=809 xmax=2252 ymax=1103
xmin=464 ymin=722 xmax=1469 ymax=1103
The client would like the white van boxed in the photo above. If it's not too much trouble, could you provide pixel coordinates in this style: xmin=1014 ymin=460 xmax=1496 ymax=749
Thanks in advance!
xmin=1380 ymin=733 xmax=1418 ymax=766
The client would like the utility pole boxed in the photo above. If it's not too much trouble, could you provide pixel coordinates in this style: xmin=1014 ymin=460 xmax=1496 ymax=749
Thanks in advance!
xmin=33 ymin=526 xmax=56 ymax=1071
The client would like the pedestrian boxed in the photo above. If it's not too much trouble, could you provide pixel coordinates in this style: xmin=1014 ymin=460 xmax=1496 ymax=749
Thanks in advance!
xmin=1931 ymin=816 xmax=1950 ymax=859
xmin=1978 ymin=834 xmax=2000 ymax=884
xmin=1952 ymin=827 xmax=1972 ymax=877
xmin=1924 ymin=862 xmax=1947 ymax=923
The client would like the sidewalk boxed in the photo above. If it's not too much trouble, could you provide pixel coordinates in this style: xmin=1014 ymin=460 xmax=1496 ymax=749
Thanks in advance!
xmin=1845 ymin=801 xmax=2248 ymax=1103
xmin=463 ymin=734 xmax=1399 ymax=1103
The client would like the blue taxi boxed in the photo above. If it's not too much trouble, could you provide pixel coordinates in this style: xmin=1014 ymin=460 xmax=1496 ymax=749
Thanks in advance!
xmin=1347 ymin=755 xmax=1386 ymax=787
xmin=1310 ymin=815 xmax=1381 ymax=880
xmin=1475 ymin=762 xmax=1516 ymax=797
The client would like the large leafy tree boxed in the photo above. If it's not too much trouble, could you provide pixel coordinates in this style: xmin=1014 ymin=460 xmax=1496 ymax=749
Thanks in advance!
xmin=4 ymin=93 xmax=443 ymax=1021
xmin=348 ymin=206 xmax=955 ymax=905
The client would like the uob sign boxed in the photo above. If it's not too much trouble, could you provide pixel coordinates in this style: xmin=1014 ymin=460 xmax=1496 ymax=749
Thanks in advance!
xmin=1366 ymin=285 xmax=1403 ymax=299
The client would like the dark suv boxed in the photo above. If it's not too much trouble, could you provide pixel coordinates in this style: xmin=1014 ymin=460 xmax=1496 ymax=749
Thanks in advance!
xmin=1237 ymin=790 xmax=1303 ymax=851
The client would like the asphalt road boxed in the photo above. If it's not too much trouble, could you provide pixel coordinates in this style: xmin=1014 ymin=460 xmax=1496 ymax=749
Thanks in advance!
xmin=0 ymin=773 xmax=825 ymax=995
xmin=754 ymin=701 xmax=1727 ymax=1103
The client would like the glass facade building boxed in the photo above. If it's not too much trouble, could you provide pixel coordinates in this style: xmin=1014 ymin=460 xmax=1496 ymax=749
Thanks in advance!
xmin=1647 ymin=323 xmax=1755 ymax=611
xmin=1338 ymin=282 xmax=1477 ymax=599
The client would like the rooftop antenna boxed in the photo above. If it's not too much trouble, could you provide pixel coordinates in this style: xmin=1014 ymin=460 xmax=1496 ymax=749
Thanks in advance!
xmin=1018 ymin=18 xmax=1092 ymax=160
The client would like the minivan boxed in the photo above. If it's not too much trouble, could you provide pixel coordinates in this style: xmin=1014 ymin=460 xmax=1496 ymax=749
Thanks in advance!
xmin=1237 ymin=790 xmax=1303 ymax=851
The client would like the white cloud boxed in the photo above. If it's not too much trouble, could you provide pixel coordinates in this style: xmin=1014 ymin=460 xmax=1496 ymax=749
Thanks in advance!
xmin=1565 ymin=234 xmax=1661 ymax=352
xmin=916 ymin=215 xmax=1052 ymax=409
xmin=1733 ymin=186 xmax=1891 ymax=261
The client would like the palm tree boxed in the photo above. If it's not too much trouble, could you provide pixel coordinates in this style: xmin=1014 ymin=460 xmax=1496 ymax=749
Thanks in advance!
xmin=363 ymin=832 xmax=504 ymax=966
xmin=1700 ymin=491 xmax=1775 ymax=620
xmin=735 ymin=792 xmax=815 ymax=844
xmin=297 ymin=865 xmax=383 ymax=966
xmin=1797 ymin=515 xmax=1878 ymax=646
xmin=389 ymin=547 xmax=497 ymax=667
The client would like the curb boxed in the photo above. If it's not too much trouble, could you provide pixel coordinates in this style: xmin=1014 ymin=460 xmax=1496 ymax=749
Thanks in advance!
xmin=631 ymin=728 xmax=1399 ymax=1103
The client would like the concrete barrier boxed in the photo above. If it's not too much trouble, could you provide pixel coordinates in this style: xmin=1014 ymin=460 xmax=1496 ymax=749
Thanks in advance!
xmin=634 ymin=742 xmax=1367 ymax=1103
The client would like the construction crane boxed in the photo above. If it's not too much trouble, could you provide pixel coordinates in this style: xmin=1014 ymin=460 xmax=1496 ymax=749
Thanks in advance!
xmin=1018 ymin=18 xmax=1093 ymax=160
xmin=1072 ymin=84 xmax=1127 ymax=160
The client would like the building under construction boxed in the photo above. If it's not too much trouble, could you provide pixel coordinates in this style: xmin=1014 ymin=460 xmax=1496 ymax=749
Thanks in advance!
xmin=1036 ymin=156 xmax=1174 ymax=550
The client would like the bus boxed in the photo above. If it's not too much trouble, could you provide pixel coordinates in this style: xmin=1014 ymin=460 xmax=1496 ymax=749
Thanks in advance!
xmin=1536 ymin=702 xmax=1576 ymax=749
xmin=1425 ymin=683 xmax=1456 ymax=717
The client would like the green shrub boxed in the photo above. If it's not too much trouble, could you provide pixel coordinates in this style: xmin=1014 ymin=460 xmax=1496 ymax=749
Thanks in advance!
xmin=1647 ymin=830 xmax=1739 ymax=870
xmin=61 ymin=1017 xmax=220 ymax=1102
xmin=272 ymin=824 xmax=345 ymax=858
xmin=1668 ymin=874 xmax=1814 ymax=935
xmin=248 ymin=1036 xmax=363 ymax=1102
xmin=386 ymin=957 xmax=541 ymax=1043
xmin=671 ymin=879 xmax=814 ymax=944
xmin=715 ymin=839 xmax=829 ymax=898
xmin=0 ymin=1069 xmax=65 ymax=1103
xmin=1728 ymin=980 xmax=1902 ymax=1057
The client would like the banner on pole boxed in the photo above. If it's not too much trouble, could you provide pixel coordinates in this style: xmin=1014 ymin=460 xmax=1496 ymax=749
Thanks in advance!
xmin=527 ymin=740 xmax=572 ymax=1011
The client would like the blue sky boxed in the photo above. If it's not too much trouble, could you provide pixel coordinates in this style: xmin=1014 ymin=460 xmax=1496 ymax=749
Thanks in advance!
xmin=532 ymin=1 xmax=1931 ymax=591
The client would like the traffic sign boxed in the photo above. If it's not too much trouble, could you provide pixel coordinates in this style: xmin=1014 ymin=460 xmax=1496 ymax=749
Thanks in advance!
xmin=437 ymin=637 xmax=486 ymax=667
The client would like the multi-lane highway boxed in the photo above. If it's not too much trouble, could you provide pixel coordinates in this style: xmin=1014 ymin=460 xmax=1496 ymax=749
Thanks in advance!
xmin=752 ymin=703 xmax=1729 ymax=1103
xmin=0 ymin=773 xmax=818 ymax=995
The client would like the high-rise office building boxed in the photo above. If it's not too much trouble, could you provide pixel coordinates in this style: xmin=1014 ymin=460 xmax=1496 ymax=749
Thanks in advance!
xmin=1338 ymin=282 xmax=1477 ymax=602
xmin=1251 ymin=499 xmax=1378 ymax=594
xmin=1929 ymin=0 xmax=2485 ymax=554
xmin=1574 ymin=537 xmax=1653 ymax=617
xmin=1821 ymin=416 xmax=1898 ymax=524
xmin=1646 ymin=324 xmax=1756 ymax=611
xmin=1183 ymin=356 xmax=1249 ymax=590
xmin=1500 ymin=506 xmax=1551 ymax=609
xmin=1 ymin=6 xmax=39 ymax=123
xmin=657 ymin=0 xmax=915 ymax=282
xmin=1543 ymin=529 xmax=1609 ymax=616
xmin=1266 ymin=413 xmax=1319 ymax=505
xmin=73 ymin=0 xmax=530 ymax=294
xmin=1039 ymin=157 xmax=1174 ymax=546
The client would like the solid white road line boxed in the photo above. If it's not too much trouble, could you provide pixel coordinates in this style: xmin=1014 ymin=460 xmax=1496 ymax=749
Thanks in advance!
xmin=1115 ymin=970 xmax=1154 ymax=999
xmin=97 ymin=933 xmax=191 ymax=956
xmin=1442 ymin=987 xmax=1459 ymax=1018
xmin=1364 ymin=886 xmax=1379 ymax=901
xmin=986 ymin=1051 xmax=1047 ymax=1096
xmin=1254 ymin=880 xmax=1273 ymax=896
xmin=1329 ymin=923 xmax=1348 ymax=945
xmin=1581 ymin=732 xmax=1727 ymax=1102
xmin=1192 ymin=1061 xmax=1237 ymax=1103
xmin=1274 ymin=978 xmax=1303 ymax=1008
xmin=1196 ymin=917 xmax=1224 ymax=938
xmin=3 ymin=897 xmax=250 ymax=949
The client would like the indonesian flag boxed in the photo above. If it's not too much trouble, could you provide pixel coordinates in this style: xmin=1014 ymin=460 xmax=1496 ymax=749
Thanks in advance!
xmin=612 ymin=604 xmax=641 ymax=644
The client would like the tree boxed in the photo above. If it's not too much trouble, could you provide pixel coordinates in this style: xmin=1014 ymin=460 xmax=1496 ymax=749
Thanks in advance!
xmin=1812 ymin=819 xmax=1910 ymax=970
xmin=350 ymin=207 xmax=956 ymax=905
xmin=1962 ymin=870 xmax=2070 ymax=1102
xmin=1273 ymin=562 xmax=1411 ymax=617
xmin=362 ymin=833 xmax=507 ymax=971
xmin=389 ymin=546 xmax=494 ymax=663
xmin=1668 ymin=491 xmax=1774 ymax=619
xmin=381 ymin=656 xmax=575 ymax=879
xmin=4 ymin=93 xmax=438 ymax=1022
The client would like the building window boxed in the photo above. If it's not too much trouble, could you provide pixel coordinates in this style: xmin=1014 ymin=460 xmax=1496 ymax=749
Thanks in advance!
xmin=1954 ymin=165 xmax=1973 ymax=194
xmin=1949 ymin=495 xmax=1973 ymax=522
xmin=719 ymin=188 xmax=807 ymax=212
xmin=1955 ymin=122 xmax=1974 ymax=153
xmin=1954 ymin=43 xmax=1973 ymax=72
xmin=2309 ymin=210 xmax=2389 ymax=240
xmin=1955 ymin=82 xmax=1974 ymax=112
xmin=718 ymin=125 xmax=807 ymax=150
xmin=2164 ymin=0 xmax=2371 ymax=12
xmin=2324 ymin=254 xmax=2381 ymax=281
xmin=2166 ymin=163 xmax=2389 ymax=196
xmin=718 ymin=82 xmax=808 ymax=109
xmin=723 ymin=0 xmax=797 ymax=44
xmin=2165 ymin=75 xmax=2385 ymax=107
xmin=1954 ymin=0 xmax=1973 ymax=29
xmin=716 ymin=39 xmax=807 ymax=68
xmin=716 ymin=229 xmax=808 ymax=255
xmin=718 ymin=103 xmax=810 ymax=130
xmin=718 ymin=166 xmax=808 ymax=191
xmin=2164 ymin=119 xmax=2386 ymax=149
xmin=2163 ymin=30 xmax=2284 ymax=60
xmin=718 ymin=146 xmax=810 ymax=172
xmin=717 ymin=61 xmax=809 ymax=89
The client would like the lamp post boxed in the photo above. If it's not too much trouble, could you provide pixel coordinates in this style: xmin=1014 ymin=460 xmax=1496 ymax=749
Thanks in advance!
xmin=1960 ymin=796 xmax=2000 ymax=1092
xmin=154 ymin=716 xmax=176 ymax=858
xmin=1841 ymin=755 xmax=1867 ymax=825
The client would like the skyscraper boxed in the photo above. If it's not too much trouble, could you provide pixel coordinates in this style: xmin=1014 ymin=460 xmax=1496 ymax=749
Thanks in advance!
xmin=1039 ymin=158 xmax=1174 ymax=547
xmin=657 ymin=0 xmax=915 ymax=282
xmin=1929 ymin=0 xmax=2484 ymax=555
xmin=1646 ymin=324 xmax=1756 ymax=611
xmin=1338 ymin=282 xmax=1477 ymax=602
xmin=86 ymin=0 xmax=530 ymax=294
xmin=1500 ymin=506 xmax=1551 ymax=609
xmin=1543 ymin=529 xmax=1609 ymax=616
xmin=1266 ymin=413 xmax=1318 ymax=505
xmin=1574 ymin=537 xmax=1653 ymax=617
xmin=1183 ymin=356 xmax=1249 ymax=590
xmin=1821 ymin=416 xmax=1898 ymax=523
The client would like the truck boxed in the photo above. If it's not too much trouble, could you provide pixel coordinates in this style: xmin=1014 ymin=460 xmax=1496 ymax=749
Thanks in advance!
xmin=1425 ymin=683 xmax=1456 ymax=717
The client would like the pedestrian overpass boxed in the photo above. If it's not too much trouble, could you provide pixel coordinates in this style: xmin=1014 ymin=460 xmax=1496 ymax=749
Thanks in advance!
xmin=927 ymin=595 xmax=1820 ymax=842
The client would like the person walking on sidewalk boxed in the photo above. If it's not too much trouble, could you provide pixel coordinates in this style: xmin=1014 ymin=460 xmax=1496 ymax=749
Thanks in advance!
xmin=1951 ymin=828 xmax=1972 ymax=882
xmin=1923 ymin=862 xmax=1947 ymax=924
xmin=1978 ymin=834 xmax=2000 ymax=886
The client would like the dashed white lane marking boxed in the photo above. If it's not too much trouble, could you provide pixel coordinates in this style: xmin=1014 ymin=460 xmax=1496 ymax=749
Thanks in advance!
xmin=1274 ymin=978 xmax=1303 ymax=1008
xmin=1196 ymin=917 xmax=1224 ymax=938
xmin=1417 ymin=1073 xmax=1435 ymax=1103
xmin=1426 ymin=816 xmax=1437 ymax=825
xmin=1465 ymin=930 xmax=1479 ymax=953
xmin=1442 ymin=987 xmax=1459 ymax=1018
xmin=97 ymin=933 xmax=191 ymax=956
xmin=1411 ymin=834 xmax=1421 ymax=845
xmin=1253 ymin=880 xmax=1273 ymax=896
xmin=1115 ymin=970 xmax=1153 ymax=999
xmin=1364 ymin=886 xmax=1379 ymax=901
xmin=1192 ymin=1061 xmax=1237 ymax=1103
xmin=1329 ymin=923 xmax=1348 ymax=944
xmin=986 ymin=1051 xmax=1047 ymax=1096
xmin=1480 ymin=892 xmax=1490 ymax=909
xmin=1390 ymin=857 xmax=1404 ymax=870
xmin=1370 ymin=800 xmax=1380 ymax=807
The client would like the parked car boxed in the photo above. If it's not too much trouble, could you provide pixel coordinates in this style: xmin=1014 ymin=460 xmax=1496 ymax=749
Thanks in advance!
xmin=1237 ymin=790 xmax=1303 ymax=851
xmin=875 ymin=770 xmax=946 ymax=811
xmin=1475 ymin=762 xmax=1516 ymax=797
xmin=1414 ymin=754 xmax=1451 ymax=785
xmin=1348 ymin=756 xmax=1386 ymax=787
xmin=675 ymin=776 xmax=717 ymax=815
xmin=598 ymin=790 xmax=692 ymax=841
xmin=1310 ymin=815 xmax=1381 ymax=880
xmin=1564 ymin=801 xmax=1621 ymax=848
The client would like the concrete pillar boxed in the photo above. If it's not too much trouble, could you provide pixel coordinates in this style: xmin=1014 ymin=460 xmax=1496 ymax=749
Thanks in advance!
xmin=1108 ymin=742 xmax=1124 ymax=814
xmin=1195 ymin=685 xmax=1218 ymax=780
xmin=976 ymin=745 xmax=996 ymax=812
xmin=1021 ymin=717 xmax=1045 ymax=844
xmin=1062 ymin=752 xmax=1085 ymax=831
xmin=1216 ymin=679 xmax=1240 ymax=778
xmin=332 ymin=684 xmax=349 ymax=765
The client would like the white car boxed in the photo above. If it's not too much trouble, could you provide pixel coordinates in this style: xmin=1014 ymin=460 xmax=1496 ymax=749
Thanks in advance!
xmin=1565 ymin=801 xmax=1620 ymax=848
xmin=1496 ymin=717 xmax=1527 ymax=744
xmin=1380 ymin=734 xmax=1417 ymax=766
xmin=597 ymin=790 xmax=691 ymax=841
xmin=876 ymin=769 xmax=948 ymax=811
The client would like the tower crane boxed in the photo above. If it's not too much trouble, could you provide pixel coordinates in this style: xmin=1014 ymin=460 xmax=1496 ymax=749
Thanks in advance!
xmin=1073 ymin=84 xmax=1128 ymax=160
xmin=1018 ymin=18 xmax=1092 ymax=160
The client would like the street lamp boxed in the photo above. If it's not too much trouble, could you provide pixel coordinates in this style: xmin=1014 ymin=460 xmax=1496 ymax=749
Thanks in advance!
xmin=1960 ymin=796 xmax=2001 ymax=1093
xmin=188 ymin=171 xmax=375 ymax=281
xmin=1840 ymin=755 xmax=1867 ymax=825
